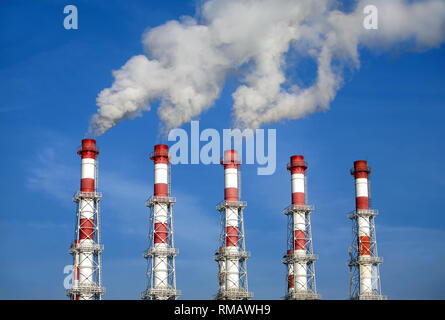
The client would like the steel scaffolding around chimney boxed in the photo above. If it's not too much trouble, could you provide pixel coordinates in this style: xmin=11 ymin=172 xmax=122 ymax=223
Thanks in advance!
xmin=141 ymin=145 xmax=180 ymax=300
xmin=282 ymin=155 xmax=320 ymax=300
xmin=214 ymin=150 xmax=252 ymax=300
xmin=348 ymin=160 xmax=385 ymax=300
xmin=67 ymin=139 xmax=105 ymax=300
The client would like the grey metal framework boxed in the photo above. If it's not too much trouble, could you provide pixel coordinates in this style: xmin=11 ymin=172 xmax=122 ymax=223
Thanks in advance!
xmin=141 ymin=194 xmax=180 ymax=300
xmin=282 ymin=204 xmax=320 ymax=300
xmin=214 ymin=200 xmax=253 ymax=300
xmin=67 ymin=190 xmax=105 ymax=300
xmin=348 ymin=209 xmax=386 ymax=300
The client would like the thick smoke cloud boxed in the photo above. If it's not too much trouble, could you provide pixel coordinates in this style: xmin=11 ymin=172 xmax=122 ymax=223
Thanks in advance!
xmin=89 ymin=0 xmax=445 ymax=136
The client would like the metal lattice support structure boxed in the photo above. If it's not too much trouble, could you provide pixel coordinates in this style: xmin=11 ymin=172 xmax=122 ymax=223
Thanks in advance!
xmin=282 ymin=155 xmax=320 ymax=300
xmin=348 ymin=160 xmax=386 ymax=300
xmin=215 ymin=150 xmax=253 ymax=300
xmin=141 ymin=145 xmax=180 ymax=300
xmin=215 ymin=201 xmax=252 ymax=300
xmin=67 ymin=139 xmax=105 ymax=300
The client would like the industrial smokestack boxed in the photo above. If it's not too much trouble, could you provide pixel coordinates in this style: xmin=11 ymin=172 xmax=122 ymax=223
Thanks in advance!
xmin=348 ymin=160 xmax=385 ymax=300
xmin=142 ymin=144 xmax=180 ymax=300
xmin=282 ymin=155 xmax=320 ymax=300
xmin=215 ymin=150 xmax=252 ymax=300
xmin=68 ymin=139 xmax=105 ymax=300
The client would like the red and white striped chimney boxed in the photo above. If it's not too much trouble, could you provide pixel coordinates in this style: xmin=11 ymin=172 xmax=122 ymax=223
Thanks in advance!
xmin=151 ymin=144 xmax=170 ymax=289
xmin=79 ymin=139 xmax=98 ymax=193
xmin=351 ymin=160 xmax=372 ymax=295
xmin=287 ymin=155 xmax=307 ymax=292
xmin=222 ymin=149 xmax=240 ymax=290
xmin=76 ymin=139 xmax=99 ymax=300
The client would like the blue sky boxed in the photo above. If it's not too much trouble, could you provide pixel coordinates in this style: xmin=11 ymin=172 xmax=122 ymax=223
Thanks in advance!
xmin=1 ymin=0 xmax=445 ymax=299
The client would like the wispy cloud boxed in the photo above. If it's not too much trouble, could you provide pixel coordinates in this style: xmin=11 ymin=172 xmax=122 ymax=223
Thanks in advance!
xmin=26 ymin=147 xmax=78 ymax=204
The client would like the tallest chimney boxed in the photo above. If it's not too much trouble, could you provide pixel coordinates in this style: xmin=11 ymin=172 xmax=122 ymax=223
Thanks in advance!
xmin=348 ymin=160 xmax=385 ymax=300
xmin=68 ymin=139 xmax=105 ymax=300
xmin=141 ymin=144 xmax=180 ymax=300
xmin=282 ymin=155 xmax=320 ymax=300
xmin=215 ymin=150 xmax=252 ymax=300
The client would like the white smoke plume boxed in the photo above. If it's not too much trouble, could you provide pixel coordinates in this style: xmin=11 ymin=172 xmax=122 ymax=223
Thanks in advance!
xmin=89 ymin=0 xmax=445 ymax=136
